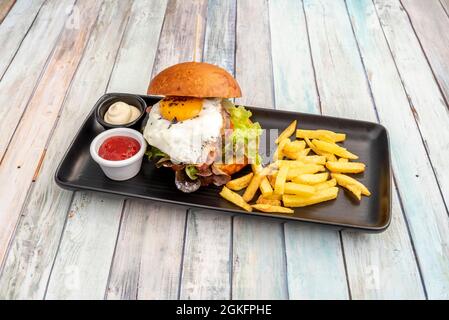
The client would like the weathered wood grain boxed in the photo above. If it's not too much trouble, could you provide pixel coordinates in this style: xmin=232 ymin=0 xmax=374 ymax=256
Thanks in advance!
xmin=401 ymin=0 xmax=449 ymax=106
xmin=106 ymin=0 xmax=207 ymax=300
xmin=45 ymin=0 xmax=180 ymax=300
xmin=372 ymin=0 xmax=449 ymax=299
xmin=303 ymin=0 xmax=424 ymax=299
xmin=179 ymin=210 xmax=232 ymax=300
xmin=284 ymin=224 xmax=348 ymax=299
xmin=232 ymin=0 xmax=288 ymax=300
xmin=0 ymin=0 xmax=44 ymax=77
xmin=232 ymin=216 xmax=288 ymax=299
xmin=176 ymin=0 xmax=235 ymax=301
xmin=203 ymin=0 xmax=236 ymax=75
xmin=0 ymin=0 xmax=77 ymax=267
xmin=106 ymin=200 xmax=186 ymax=300
xmin=0 ymin=0 xmax=132 ymax=300
xmin=106 ymin=0 xmax=170 ymax=299
xmin=45 ymin=193 xmax=124 ymax=300
xmin=269 ymin=0 xmax=348 ymax=300
xmin=269 ymin=0 xmax=319 ymax=114
xmin=440 ymin=0 xmax=449 ymax=15
xmin=0 ymin=0 xmax=76 ymax=159
xmin=0 ymin=0 xmax=16 ymax=23
xmin=377 ymin=0 xmax=449 ymax=207
xmin=235 ymin=0 xmax=274 ymax=108
xmin=0 ymin=0 xmax=103 ymax=299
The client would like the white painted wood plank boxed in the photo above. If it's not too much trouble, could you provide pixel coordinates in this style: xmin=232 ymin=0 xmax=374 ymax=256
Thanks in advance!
xmin=401 ymin=0 xmax=449 ymax=105
xmin=232 ymin=216 xmax=288 ymax=299
xmin=0 ymin=0 xmax=132 ymax=300
xmin=343 ymin=189 xmax=424 ymax=299
xmin=375 ymin=0 xmax=449 ymax=208
xmin=371 ymin=0 xmax=449 ymax=299
xmin=176 ymin=0 xmax=235 ymax=301
xmin=269 ymin=0 xmax=348 ymax=300
xmin=441 ymin=0 xmax=449 ymax=15
xmin=0 ymin=0 xmax=44 ymax=76
xmin=0 ymin=0 xmax=16 ymax=23
xmin=0 ymin=0 xmax=76 ymax=159
xmin=107 ymin=200 xmax=186 ymax=300
xmin=303 ymin=0 xmax=424 ymax=299
xmin=106 ymin=0 xmax=208 ymax=300
xmin=45 ymin=193 xmax=124 ymax=300
xmin=179 ymin=210 xmax=232 ymax=300
xmin=0 ymin=0 xmax=103 ymax=299
xmin=284 ymin=224 xmax=348 ymax=299
xmin=232 ymin=0 xmax=288 ymax=300
xmin=44 ymin=0 xmax=181 ymax=300
xmin=269 ymin=0 xmax=319 ymax=114
xmin=203 ymin=0 xmax=236 ymax=75
xmin=235 ymin=0 xmax=274 ymax=108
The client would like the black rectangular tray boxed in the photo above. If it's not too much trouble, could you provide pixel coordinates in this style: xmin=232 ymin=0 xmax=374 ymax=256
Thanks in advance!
xmin=55 ymin=94 xmax=391 ymax=232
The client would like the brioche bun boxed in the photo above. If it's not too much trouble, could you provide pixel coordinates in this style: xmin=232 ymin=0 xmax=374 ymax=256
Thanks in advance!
xmin=148 ymin=62 xmax=242 ymax=98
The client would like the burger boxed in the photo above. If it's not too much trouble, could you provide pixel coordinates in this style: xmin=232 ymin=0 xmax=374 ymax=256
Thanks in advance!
xmin=143 ymin=62 xmax=261 ymax=193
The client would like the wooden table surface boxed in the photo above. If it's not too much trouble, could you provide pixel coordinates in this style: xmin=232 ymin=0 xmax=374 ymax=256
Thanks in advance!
xmin=0 ymin=0 xmax=448 ymax=300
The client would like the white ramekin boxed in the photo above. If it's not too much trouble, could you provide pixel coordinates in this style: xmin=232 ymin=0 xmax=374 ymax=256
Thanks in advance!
xmin=90 ymin=128 xmax=147 ymax=181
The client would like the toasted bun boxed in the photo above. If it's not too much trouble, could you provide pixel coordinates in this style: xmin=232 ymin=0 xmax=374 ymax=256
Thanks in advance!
xmin=148 ymin=62 xmax=242 ymax=98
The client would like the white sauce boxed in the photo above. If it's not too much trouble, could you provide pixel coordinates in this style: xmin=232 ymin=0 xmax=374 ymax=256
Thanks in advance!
xmin=104 ymin=101 xmax=141 ymax=125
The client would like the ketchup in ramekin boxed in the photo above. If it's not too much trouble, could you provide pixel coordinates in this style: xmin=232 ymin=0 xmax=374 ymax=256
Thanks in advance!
xmin=90 ymin=128 xmax=146 ymax=181
xmin=98 ymin=136 xmax=140 ymax=161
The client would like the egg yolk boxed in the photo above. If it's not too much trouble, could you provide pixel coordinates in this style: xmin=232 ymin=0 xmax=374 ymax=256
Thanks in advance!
xmin=159 ymin=97 xmax=203 ymax=121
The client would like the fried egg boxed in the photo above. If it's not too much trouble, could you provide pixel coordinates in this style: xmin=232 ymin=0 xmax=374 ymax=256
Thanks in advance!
xmin=143 ymin=98 xmax=223 ymax=164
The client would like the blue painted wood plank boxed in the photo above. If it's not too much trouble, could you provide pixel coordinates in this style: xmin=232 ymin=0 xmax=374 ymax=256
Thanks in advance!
xmin=269 ymin=0 xmax=349 ymax=300
xmin=303 ymin=0 xmax=425 ymax=299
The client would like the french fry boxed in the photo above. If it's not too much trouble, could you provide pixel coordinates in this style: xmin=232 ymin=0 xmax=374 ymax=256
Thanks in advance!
xmin=252 ymin=204 xmax=294 ymax=214
xmin=314 ymin=178 xmax=337 ymax=191
xmin=312 ymin=139 xmax=358 ymax=160
xmin=251 ymin=163 xmax=262 ymax=174
xmin=316 ymin=150 xmax=337 ymax=162
xmin=268 ymin=173 xmax=277 ymax=189
xmin=284 ymin=182 xmax=316 ymax=197
xmin=331 ymin=173 xmax=371 ymax=196
xmin=282 ymin=149 xmax=302 ymax=160
xmin=293 ymin=172 xmax=329 ymax=185
xmin=243 ymin=173 xmax=265 ymax=202
xmin=226 ymin=172 xmax=254 ymax=191
xmin=260 ymin=176 xmax=274 ymax=197
xmin=345 ymin=184 xmax=362 ymax=200
xmin=303 ymin=137 xmax=338 ymax=161
xmin=220 ymin=186 xmax=252 ymax=212
xmin=274 ymin=166 xmax=289 ymax=195
xmin=256 ymin=195 xmax=282 ymax=206
xmin=326 ymin=161 xmax=365 ymax=173
xmin=338 ymin=158 xmax=349 ymax=163
xmin=273 ymin=138 xmax=289 ymax=160
xmin=300 ymin=148 xmax=311 ymax=156
xmin=276 ymin=160 xmax=306 ymax=168
xmin=286 ymin=165 xmax=325 ymax=179
xmin=283 ymin=187 xmax=339 ymax=207
xmin=276 ymin=120 xmax=297 ymax=144
xmin=296 ymin=129 xmax=346 ymax=143
xmin=297 ymin=155 xmax=326 ymax=165
xmin=264 ymin=193 xmax=282 ymax=201
xmin=283 ymin=140 xmax=306 ymax=153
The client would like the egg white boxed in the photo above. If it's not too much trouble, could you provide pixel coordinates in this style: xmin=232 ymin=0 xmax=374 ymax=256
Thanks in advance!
xmin=143 ymin=98 xmax=223 ymax=164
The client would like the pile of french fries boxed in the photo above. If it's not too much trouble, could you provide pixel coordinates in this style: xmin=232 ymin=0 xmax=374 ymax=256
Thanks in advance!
xmin=219 ymin=120 xmax=371 ymax=214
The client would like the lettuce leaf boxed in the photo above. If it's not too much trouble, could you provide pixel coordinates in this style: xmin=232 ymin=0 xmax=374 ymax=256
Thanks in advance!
xmin=224 ymin=100 xmax=262 ymax=164
xmin=145 ymin=146 xmax=169 ymax=160
xmin=185 ymin=165 xmax=199 ymax=180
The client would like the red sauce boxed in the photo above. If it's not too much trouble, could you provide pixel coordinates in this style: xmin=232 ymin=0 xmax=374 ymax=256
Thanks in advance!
xmin=99 ymin=136 xmax=140 ymax=161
